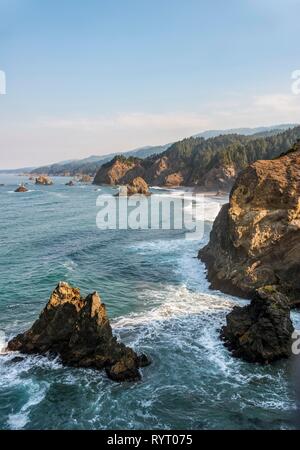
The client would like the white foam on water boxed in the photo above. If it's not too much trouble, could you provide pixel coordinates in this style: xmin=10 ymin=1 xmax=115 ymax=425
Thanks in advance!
xmin=150 ymin=186 xmax=168 ymax=191
xmin=0 ymin=353 xmax=62 ymax=429
xmin=7 ymin=381 xmax=49 ymax=430
xmin=62 ymin=259 xmax=78 ymax=273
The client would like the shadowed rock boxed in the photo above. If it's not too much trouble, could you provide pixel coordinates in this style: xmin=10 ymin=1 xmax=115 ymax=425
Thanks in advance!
xmin=221 ymin=287 xmax=294 ymax=363
xmin=7 ymin=282 xmax=150 ymax=382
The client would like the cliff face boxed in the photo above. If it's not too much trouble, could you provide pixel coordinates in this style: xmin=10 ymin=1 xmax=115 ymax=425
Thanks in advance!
xmin=8 ymin=282 xmax=150 ymax=382
xmin=199 ymin=142 xmax=300 ymax=306
xmin=93 ymin=153 xmax=235 ymax=189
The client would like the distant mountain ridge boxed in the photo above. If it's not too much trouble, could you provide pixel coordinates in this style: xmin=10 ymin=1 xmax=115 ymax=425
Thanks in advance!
xmin=193 ymin=124 xmax=297 ymax=139
xmin=30 ymin=144 xmax=172 ymax=176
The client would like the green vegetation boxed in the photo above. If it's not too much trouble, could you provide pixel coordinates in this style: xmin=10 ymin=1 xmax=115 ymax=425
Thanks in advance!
xmin=158 ymin=127 xmax=300 ymax=183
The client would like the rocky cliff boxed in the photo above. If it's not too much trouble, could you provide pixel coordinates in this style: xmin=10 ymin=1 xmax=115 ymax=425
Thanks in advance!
xmin=199 ymin=142 xmax=300 ymax=304
xmin=7 ymin=282 xmax=150 ymax=382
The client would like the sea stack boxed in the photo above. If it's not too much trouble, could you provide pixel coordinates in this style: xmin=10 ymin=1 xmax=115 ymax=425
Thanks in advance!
xmin=35 ymin=175 xmax=53 ymax=185
xmin=7 ymin=282 xmax=150 ymax=382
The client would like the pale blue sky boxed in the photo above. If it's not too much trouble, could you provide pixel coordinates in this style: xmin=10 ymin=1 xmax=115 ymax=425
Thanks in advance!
xmin=0 ymin=0 xmax=300 ymax=168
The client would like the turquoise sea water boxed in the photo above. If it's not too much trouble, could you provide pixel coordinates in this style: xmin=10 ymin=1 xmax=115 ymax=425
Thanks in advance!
xmin=0 ymin=174 xmax=299 ymax=430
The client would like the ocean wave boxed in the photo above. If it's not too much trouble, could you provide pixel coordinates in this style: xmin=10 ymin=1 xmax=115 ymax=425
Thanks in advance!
xmin=7 ymin=381 xmax=49 ymax=430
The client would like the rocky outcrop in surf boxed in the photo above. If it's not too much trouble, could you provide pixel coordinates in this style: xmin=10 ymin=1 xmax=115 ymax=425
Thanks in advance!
xmin=7 ymin=282 xmax=150 ymax=382
xmin=93 ymin=127 xmax=300 ymax=190
xmin=221 ymin=287 xmax=294 ymax=363
xmin=199 ymin=141 xmax=300 ymax=307
xmin=15 ymin=184 xmax=28 ymax=193
xmin=35 ymin=175 xmax=53 ymax=185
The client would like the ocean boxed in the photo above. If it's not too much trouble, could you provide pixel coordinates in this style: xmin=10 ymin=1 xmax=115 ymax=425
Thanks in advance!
xmin=0 ymin=174 xmax=299 ymax=430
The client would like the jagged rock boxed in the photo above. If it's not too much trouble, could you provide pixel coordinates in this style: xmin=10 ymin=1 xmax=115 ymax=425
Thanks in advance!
xmin=35 ymin=176 xmax=53 ymax=185
xmin=199 ymin=142 xmax=300 ymax=306
xmin=15 ymin=185 xmax=28 ymax=193
xmin=221 ymin=287 xmax=294 ymax=363
xmin=7 ymin=282 xmax=150 ymax=382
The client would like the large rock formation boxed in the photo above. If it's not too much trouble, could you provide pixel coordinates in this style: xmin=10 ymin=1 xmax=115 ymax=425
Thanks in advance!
xmin=35 ymin=175 xmax=53 ymax=185
xmin=221 ymin=287 xmax=294 ymax=363
xmin=199 ymin=142 xmax=300 ymax=306
xmin=7 ymin=282 xmax=150 ymax=382
xmin=93 ymin=157 xmax=145 ymax=185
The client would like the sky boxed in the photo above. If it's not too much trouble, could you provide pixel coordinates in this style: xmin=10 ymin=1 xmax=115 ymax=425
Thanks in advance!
xmin=0 ymin=0 xmax=300 ymax=169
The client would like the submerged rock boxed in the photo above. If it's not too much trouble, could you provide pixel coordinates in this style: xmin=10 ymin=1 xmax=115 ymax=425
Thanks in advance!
xmin=35 ymin=176 xmax=53 ymax=185
xmin=221 ymin=288 xmax=294 ymax=363
xmin=15 ymin=184 xmax=28 ymax=193
xmin=7 ymin=282 xmax=150 ymax=382
xmin=199 ymin=141 xmax=300 ymax=306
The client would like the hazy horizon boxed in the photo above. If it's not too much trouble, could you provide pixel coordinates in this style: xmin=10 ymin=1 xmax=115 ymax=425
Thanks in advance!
xmin=1 ymin=0 xmax=300 ymax=169
xmin=1 ymin=122 xmax=299 ymax=170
